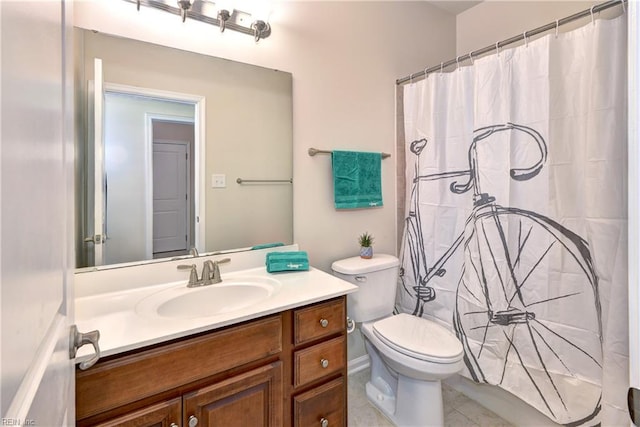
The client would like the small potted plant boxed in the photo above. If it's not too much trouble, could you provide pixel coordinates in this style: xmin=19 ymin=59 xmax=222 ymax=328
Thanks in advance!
xmin=358 ymin=232 xmax=374 ymax=259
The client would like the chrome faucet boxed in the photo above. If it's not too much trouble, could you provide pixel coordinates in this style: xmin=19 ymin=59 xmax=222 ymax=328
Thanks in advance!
xmin=201 ymin=258 xmax=232 ymax=285
xmin=201 ymin=260 xmax=215 ymax=286
xmin=189 ymin=247 xmax=199 ymax=257
xmin=178 ymin=258 xmax=231 ymax=287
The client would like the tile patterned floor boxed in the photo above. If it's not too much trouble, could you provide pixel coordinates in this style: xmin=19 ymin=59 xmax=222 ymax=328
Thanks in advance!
xmin=348 ymin=369 xmax=513 ymax=427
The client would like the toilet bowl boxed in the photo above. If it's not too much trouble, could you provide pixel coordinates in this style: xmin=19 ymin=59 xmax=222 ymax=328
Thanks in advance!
xmin=331 ymin=254 xmax=463 ymax=427
xmin=363 ymin=313 xmax=463 ymax=381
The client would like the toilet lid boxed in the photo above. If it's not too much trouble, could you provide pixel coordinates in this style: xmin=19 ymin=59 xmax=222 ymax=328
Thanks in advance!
xmin=372 ymin=314 xmax=463 ymax=362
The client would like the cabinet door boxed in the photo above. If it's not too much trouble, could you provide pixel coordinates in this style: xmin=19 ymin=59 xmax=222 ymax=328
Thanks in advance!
xmin=183 ymin=362 xmax=283 ymax=427
xmin=94 ymin=397 xmax=181 ymax=427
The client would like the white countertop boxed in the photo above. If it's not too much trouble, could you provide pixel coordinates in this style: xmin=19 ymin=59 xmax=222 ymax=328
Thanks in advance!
xmin=74 ymin=265 xmax=357 ymax=362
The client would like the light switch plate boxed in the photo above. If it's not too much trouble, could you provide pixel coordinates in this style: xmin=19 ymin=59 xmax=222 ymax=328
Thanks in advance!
xmin=212 ymin=174 xmax=226 ymax=188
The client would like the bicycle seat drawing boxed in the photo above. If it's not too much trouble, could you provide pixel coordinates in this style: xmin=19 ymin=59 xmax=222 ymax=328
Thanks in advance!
xmin=400 ymin=123 xmax=602 ymax=425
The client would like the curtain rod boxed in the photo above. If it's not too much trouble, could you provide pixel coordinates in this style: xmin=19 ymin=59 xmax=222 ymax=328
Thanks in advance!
xmin=396 ymin=0 xmax=625 ymax=85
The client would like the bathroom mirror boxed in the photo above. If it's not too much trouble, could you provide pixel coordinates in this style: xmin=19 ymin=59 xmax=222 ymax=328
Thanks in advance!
xmin=74 ymin=29 xmax=293 ymax=269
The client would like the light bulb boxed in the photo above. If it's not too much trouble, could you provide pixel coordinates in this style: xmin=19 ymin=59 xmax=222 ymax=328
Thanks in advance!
xmin=251 ymin=1 xmax=271 ymax=23
xmin=216 ymin=0 xmax=234 ymax=14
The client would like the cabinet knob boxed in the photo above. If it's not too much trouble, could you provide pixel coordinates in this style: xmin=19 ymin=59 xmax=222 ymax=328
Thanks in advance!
xmin=188 ymin=415 xmax=199 ymax=427
xmin=319 ymin=318 xmax=329 ymax=328
xmin=320 ymin=417 xmax=329 ymax=427
xmin=320 ymin=358 xmax=329 ymax=369
xmin=170 ymin=424 xmax=178 ymax=427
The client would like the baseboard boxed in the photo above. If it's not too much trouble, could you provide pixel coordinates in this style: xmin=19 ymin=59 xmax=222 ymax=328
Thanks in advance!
xmin=347 ymin=354 xmax=370 ymax=375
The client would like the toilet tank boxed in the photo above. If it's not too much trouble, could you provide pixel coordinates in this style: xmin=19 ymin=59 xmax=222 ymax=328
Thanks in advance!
xmin=331 ymin=254 xmax=400 ymax=323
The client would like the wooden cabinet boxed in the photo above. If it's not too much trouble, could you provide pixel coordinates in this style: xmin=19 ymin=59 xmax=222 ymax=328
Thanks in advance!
xmin=76 ymin=297 xmax=347 ymax=427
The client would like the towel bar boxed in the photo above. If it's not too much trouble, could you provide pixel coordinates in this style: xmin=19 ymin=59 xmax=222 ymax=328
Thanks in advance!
xmin=236 ymin=178 xmax=293 ymax=184
xmin=308 ymin=147 xmax=391 ymax=159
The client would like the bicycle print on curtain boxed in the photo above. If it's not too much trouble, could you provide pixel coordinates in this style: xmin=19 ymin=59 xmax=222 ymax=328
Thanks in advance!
xmin=399 ymin=15 xmax=628 ymax=426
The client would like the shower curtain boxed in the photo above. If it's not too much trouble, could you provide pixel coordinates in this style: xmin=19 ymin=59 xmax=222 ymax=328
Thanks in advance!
xmin=399 ymin=14 xmax=628 ymax=426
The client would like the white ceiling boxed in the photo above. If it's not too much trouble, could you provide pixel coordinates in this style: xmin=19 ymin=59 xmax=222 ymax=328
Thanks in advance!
xmin=428 ymin=1 xmax=481 ymax=15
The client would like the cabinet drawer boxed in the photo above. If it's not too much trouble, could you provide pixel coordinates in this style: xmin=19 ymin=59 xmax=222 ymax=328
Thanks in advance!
xmin=77 ymin=315 xmax=282 ymax=420
xmin=93 ymin=397 xmax=181 ymax=427
xmin=294 ymin=336 xmax=345 ymax=388
xmin=294 ymin=298 xmax=345 ymax=345
xmin=293 ymin=377 xmax=345 ymax=427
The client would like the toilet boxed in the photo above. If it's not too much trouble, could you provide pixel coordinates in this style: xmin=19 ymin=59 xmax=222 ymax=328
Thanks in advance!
xmin=332 ymin=254 xmax=463 ymax=427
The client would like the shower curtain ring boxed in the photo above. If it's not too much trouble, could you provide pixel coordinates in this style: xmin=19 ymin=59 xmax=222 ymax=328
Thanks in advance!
xmin=468 ymin=52 xmax=474 ymax=65
xmin=456 ymin=56 xmax=461 ymax=71
xmin=523 ymin=31 xmax=528 ymax=47
xmin=440 ymin=62 xmax=444 ymax=74
xmin=424 ymin=67 xmax=429 ymax=79
xmin=555 ymin=19 xmax=559 ymax=38
xmin=409 ymin=73 xmax=414 ymax=84
xmin=590 ymin=5 xmax=596 ymax=25
xmin=495 ymin=42 xmax=500 ymax=56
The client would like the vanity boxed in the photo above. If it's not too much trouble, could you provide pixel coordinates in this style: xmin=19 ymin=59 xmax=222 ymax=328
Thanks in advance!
xmin=74 ymin=246 xmax=357 ymax=427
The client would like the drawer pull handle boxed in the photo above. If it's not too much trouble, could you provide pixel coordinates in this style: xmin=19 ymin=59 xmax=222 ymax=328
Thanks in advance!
xmin=319 ymin=318 xmax=329 ymax=328
xmin=320 ymin=358 xmax=329 ymax=369
xmin=320 ymin=417 xmax=329 ymax=427
xmin=188 ymin=415 xmax=199 ymax=427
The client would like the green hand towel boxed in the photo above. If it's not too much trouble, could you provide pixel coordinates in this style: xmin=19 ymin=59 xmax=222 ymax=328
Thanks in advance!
xmin=266 ymin=251 xmax=309 ymax=273
xmin=332 ymin=150 xmax=383 ymax=209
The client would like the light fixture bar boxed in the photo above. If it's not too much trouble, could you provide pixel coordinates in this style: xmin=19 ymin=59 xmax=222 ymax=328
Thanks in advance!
xmin=126 ymin=0 xmax=272 ymax=40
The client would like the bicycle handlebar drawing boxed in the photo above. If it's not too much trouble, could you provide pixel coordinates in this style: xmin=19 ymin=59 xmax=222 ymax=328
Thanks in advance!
xmin=449 ymin=123 xmax=548 ymax=205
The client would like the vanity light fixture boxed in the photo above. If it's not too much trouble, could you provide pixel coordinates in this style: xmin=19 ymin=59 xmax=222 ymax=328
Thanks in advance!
xmin=128 ymin=0 xmax=272 ymax=41
xmin=215 ymin=0 xmax=232 ymax=32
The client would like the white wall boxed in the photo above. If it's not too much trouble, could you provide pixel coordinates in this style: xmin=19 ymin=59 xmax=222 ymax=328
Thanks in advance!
xmin=456 ymin=1 xmax=619 ymax=56
xmin=74 ymin=0 xmax=457 ymax=272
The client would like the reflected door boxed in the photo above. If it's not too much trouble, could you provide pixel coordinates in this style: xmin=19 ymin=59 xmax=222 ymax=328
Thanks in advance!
xmin=153 ymin=141 xmax=190 ymax=255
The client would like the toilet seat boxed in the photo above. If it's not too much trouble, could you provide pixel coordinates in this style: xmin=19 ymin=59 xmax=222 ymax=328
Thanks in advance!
xmin=372 ymin=313 xmax=463 ymax=363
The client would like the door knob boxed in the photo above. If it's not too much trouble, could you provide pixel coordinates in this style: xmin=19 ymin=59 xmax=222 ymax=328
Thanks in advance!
xmin=69 ymin=325 xmax=101 ymax=370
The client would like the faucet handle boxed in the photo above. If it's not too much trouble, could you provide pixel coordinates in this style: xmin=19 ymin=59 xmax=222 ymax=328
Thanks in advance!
xmin=210 ymin=258 xmax=231 ymax=284
xmin=178 ymin=264 xmax=200 ymax=287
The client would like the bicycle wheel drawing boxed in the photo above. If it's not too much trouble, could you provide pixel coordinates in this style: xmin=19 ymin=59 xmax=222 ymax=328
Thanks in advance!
xmin=400 ymin=123 xmax=602 ymax=425
xmin=453 ymin=205 xmax=602 ymax=425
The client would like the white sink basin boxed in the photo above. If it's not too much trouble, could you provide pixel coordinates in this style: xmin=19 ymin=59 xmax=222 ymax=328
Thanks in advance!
xmin=136 ymin=276 xmax=281 ymax=320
